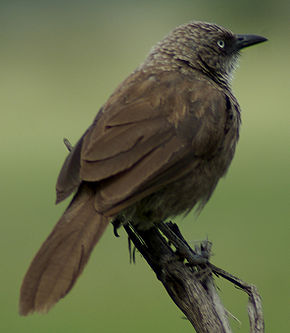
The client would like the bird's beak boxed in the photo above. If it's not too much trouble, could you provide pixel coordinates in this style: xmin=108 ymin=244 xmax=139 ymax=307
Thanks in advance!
xmin=235 ymin=34 xmax=268 ymax=50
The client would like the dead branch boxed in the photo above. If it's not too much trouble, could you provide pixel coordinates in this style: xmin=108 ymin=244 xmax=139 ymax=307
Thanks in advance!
xmin=123 ymin=222 xmax=264 ymax=333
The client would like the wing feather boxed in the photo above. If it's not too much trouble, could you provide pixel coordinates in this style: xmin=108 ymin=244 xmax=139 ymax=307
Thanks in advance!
xmin=81 ymin=117 xmax=173 ymax=181
xmin=56 ymin=71 xmax=229 ymax=216
xmin=95 ymin=135 xmax=194 ymax=214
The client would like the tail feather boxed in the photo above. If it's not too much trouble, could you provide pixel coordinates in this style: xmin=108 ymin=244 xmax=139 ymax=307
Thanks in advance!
xmin=19 ymin=185 xmax=109 ymax=315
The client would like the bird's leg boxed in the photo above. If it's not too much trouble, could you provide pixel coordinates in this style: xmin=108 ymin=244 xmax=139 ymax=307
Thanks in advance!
xmin=157 ymin=221 xmax=209 ymax=265
xmin=167 ymin=222 xmax=212 ymax=260
xmin=123 ymin=221 xmax=211 ymax=285
xmin=167 ymin=223 xmax=212 ymax=279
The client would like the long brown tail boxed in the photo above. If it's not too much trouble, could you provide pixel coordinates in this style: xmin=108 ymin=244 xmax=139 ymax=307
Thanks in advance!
xmin=19 ymin=184 xmax=109 ymax=315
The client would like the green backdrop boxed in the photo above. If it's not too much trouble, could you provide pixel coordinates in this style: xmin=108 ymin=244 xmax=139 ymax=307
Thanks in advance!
xmin=1 ymin=1 xmax=289 ymax=332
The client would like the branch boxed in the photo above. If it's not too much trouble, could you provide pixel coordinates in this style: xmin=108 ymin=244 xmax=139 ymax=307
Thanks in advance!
xmin=210 ymin=264 xmax=264 ymax=333
xmin=124 ymin=222 xmax=264 ymax=333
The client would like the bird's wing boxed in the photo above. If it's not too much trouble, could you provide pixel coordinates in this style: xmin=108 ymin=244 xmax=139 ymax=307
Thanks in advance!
xmin=56 ymin=71 xmax=228 ymax=215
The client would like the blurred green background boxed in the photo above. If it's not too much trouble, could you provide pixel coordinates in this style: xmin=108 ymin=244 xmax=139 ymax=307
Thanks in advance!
xmin=0 ymin=0 xmax=289 ymax=332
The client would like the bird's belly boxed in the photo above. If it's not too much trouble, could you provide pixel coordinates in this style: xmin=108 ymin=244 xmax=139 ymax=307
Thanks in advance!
xmin=121 ymin=154 xmax=230 ymax=230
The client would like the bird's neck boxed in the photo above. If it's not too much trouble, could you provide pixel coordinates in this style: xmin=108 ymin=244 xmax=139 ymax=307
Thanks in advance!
xmin=141 ymin=52 xmax=234 ymax=94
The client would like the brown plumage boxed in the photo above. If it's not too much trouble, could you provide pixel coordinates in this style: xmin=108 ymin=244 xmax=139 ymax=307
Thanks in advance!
xmin=19 ymin=21 xmax=267 ymax=315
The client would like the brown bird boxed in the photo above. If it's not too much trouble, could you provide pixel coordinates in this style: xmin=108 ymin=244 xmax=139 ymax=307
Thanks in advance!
xmin=19 ymin=21 xmax=267 ymax=315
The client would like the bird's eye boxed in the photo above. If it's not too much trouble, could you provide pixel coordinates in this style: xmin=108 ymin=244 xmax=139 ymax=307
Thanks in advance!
xmin=217 ymin=40 xmax=225 ymax=48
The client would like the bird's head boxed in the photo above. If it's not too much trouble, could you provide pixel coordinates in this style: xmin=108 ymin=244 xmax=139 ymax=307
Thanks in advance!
xmin=148 ymin=21 xmax=267 ymax=88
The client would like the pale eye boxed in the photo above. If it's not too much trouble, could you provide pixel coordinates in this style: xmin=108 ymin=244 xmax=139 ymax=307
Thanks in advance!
xmin=217 ymin=40 xmax=225 ymax=48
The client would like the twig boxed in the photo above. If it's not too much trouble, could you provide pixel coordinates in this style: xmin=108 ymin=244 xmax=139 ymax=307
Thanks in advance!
xmin=63 ymin=137 xmax=73 ymax=152
xmin=123 ymin=222 xmax=264 ymax=333
xmin=124 ymin=223 xmax=232 ymax=333
xmin=210 ymin=264 xmax=264 ymax=333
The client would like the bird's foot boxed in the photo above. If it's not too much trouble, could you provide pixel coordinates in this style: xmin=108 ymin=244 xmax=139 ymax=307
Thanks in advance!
xmin=157 ymin=221 xmax=210 ymax=266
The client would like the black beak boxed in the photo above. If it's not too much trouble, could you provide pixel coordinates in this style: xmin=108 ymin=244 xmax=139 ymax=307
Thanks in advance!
xmin=235 ymin=34 xmax=267 ymax=50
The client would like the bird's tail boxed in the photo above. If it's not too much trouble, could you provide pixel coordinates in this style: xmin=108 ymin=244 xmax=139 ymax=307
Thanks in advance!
xmin=19 ymin=184 xmax=110 ymax=315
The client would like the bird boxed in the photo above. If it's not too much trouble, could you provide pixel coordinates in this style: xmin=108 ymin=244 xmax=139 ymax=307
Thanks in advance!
xmin=19 ymin=21 xmax=267 ymax=315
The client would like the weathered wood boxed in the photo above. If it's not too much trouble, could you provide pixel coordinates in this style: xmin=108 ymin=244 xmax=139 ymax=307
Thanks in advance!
xmin=124 ymin=222 xmax=264 ymax=333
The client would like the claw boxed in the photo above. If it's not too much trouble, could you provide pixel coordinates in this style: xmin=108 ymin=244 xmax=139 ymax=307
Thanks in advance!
xmin=112 ymin=217 xmax=122 ymax=238
xmin=113 ymin=225 xmax=120 ymax=237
